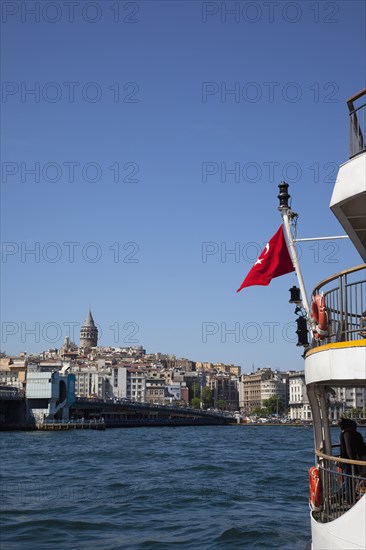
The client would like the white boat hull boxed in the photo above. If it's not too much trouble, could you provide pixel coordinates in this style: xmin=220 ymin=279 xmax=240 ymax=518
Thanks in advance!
xmin=311 ymin=495 xmax=366 ymax=549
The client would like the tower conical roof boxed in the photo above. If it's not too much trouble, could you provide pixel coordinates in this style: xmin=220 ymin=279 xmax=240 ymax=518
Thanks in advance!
xmin=83 ymin=309 xmax=96 ymax=327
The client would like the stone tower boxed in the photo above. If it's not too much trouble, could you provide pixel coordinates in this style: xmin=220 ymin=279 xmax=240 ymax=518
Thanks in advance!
xmin=80 ymin=309 xmax=98 ymax=350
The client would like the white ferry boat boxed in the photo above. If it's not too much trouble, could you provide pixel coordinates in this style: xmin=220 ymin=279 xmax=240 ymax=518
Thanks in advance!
xmin=278 ymin=89 xmax=366 ymax=550
xmin=238 ymin=88 xmax=365 ymax=548
xmin=303 ymin=90 xmax=366 ymax=549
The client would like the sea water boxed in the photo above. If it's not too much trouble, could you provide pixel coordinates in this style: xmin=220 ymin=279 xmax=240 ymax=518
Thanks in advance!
xmin=1 ymin=426 xmax=315 ymax=549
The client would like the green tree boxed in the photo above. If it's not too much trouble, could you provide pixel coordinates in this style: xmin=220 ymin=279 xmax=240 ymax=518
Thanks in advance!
xmin=217 ymin=399 xmax=226 ymax=410
xmin=351 ymin=408 xmax=363 ymax=418
xmin=191 ymin=397 xmax=201 ymax=409
xmin=189 ymin=382 xmax=200 ymax=401
xmin=202 ymin=387 xmax=212 ymax=407
xmin=262 ymin=396 xmax=284 ymax=415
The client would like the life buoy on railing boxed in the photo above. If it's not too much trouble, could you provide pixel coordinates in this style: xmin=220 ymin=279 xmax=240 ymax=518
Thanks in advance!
xmin=311 ymin=294 xmax=328 ymax=340
xmin=309 ymin=466 xmax=322 ymax=511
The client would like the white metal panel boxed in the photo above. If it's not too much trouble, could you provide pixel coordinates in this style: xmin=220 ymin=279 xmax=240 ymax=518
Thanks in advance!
xmin=305 ymin=346 xmax=366 ymax=386
xmin=311 ymin=496 xmax=366 ymax=549
xmin=330 ymin=153 xmax=366 ymax=207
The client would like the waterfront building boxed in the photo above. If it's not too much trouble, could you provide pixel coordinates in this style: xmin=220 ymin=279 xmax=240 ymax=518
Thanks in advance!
xmin=239 ymin=368 xmax=273 ymax=413
xmin=288 ymin=371 xmax=312 ymax=421
xmin=328 ymin=386 xmax=366 ymax=420
xmin=261 ymin=372 xmax=288 ymax=410
xmin=184 ymin=371 xmax=204 ymax=400
xmin=239 ymin=368 xmax=290 ymax=414
xmin=80 ymin=309 xmax=98 ymax=351
xmin=0 ymin=369 xmax=22 ymax=389
xmin=111 ymin=365 xmax=129 ymax=399
xmin=127 ymin=368 xmax=146 ymax=402
xmin=180 ymin=386 xmax=189 ymax=404
xmin=26 ymin=364 xmax=75 ymax=422
xmin=209 ymin=373 xmax=239 ymax=411
xmin=74 ymin=367 xmax=110 ymax=399
xmin=105 ymin=365 xmax=163 ymax=402
xmin=145 ymin=377 xmax=165 ymax=404
xmin=0 ymin=355 xmax=27 ymax=389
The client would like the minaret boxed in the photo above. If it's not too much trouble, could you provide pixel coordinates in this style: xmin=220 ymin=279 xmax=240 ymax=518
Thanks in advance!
xmin=80 ymin=309 xmax=98 ymax=350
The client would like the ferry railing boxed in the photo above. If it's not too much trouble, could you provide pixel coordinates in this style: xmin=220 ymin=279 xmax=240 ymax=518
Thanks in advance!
xmin=312 ymin=264 xmax=366 ymax=346
xmin=347 ymin=88 xmax=366 ymax=158
xmin=315 ymin=449 xmax=366 ymax=522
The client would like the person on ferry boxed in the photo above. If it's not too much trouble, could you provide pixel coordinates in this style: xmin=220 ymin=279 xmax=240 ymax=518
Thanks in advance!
xmin=339 ymin=418 xmax=366 ymax=468
xmin=338 ymin=418 xmax=366 ymax=502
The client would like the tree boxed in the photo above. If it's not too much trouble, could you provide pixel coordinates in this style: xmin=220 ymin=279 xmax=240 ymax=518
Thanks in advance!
xmin=351 ymin=407 xmax=363 ymax=418
xmin=217 ymin=399 xmax=226 ymax=410
xmin=262 ymin=396 xmax=284 ymax=415
xmin=191 ymin=382 xmax=200 ymax=399
xmin=191 ymin=397 xmax=201 ymax=409
xmin=202 ymin=387 xmax=212 ymax=407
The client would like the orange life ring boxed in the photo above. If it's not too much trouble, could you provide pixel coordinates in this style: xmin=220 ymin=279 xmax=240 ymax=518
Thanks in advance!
xmin=311 ymin=294 xmax=328 ymax=340
xmin=309 ymin=466 xmax=322 ymax=511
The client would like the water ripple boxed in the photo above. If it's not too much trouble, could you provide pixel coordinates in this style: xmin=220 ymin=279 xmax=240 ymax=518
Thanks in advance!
xmin=1 ymin=426 xmax=314 ymax=549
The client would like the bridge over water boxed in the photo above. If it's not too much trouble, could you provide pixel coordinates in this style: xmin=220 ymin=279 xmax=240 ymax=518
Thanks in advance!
xmin=72 ymin=398 xmax=232 ymax=427
xmin=0 ymin=391 xmax=233 ymax=429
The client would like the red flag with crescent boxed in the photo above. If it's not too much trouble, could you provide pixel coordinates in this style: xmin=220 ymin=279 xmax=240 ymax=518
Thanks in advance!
xmin=237 ymin=225 xmax=294 ymax=292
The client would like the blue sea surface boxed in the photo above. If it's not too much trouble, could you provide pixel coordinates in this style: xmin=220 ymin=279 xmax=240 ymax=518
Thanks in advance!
xmin=0 ymin=426 xmax=314 ymax=549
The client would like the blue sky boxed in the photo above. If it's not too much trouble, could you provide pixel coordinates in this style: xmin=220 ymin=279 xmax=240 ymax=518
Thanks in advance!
xmin=1 ymin=0 xmax=365 ymax=371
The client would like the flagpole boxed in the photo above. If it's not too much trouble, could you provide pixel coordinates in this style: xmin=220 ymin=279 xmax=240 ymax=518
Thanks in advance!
xmin=277 ymin=183 xmax=312 ymax=324
xmin=293 ymin=235 xmax=348 ymax=242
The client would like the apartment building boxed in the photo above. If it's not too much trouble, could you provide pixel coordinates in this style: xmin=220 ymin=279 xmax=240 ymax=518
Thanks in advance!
xmin=288 ymin=371 xmax=312 ymax=421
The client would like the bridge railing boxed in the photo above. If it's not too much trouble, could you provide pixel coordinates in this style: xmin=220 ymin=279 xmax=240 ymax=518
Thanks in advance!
xmin=74 ymin=397 xmax=227 ymax=417
xmin=43 ymin=418 xmax=105 ymax=425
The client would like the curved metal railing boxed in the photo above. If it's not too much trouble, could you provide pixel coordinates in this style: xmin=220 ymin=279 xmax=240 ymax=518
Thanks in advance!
xmin=348 ymin=88 xmax=366 ymax=158
xmin=311 ymin=264 xmax=366 ymax=346
xmin=315 ymin=448 xmax=366 ymax=522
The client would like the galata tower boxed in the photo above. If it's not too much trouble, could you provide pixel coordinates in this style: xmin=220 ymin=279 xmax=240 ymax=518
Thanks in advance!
xmin=80 ymin=309 xmax=98 ymax=350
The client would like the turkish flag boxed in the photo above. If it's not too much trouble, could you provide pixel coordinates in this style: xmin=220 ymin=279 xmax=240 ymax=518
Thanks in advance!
xmin=237 ymin=225 xmax=294 ymax=292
